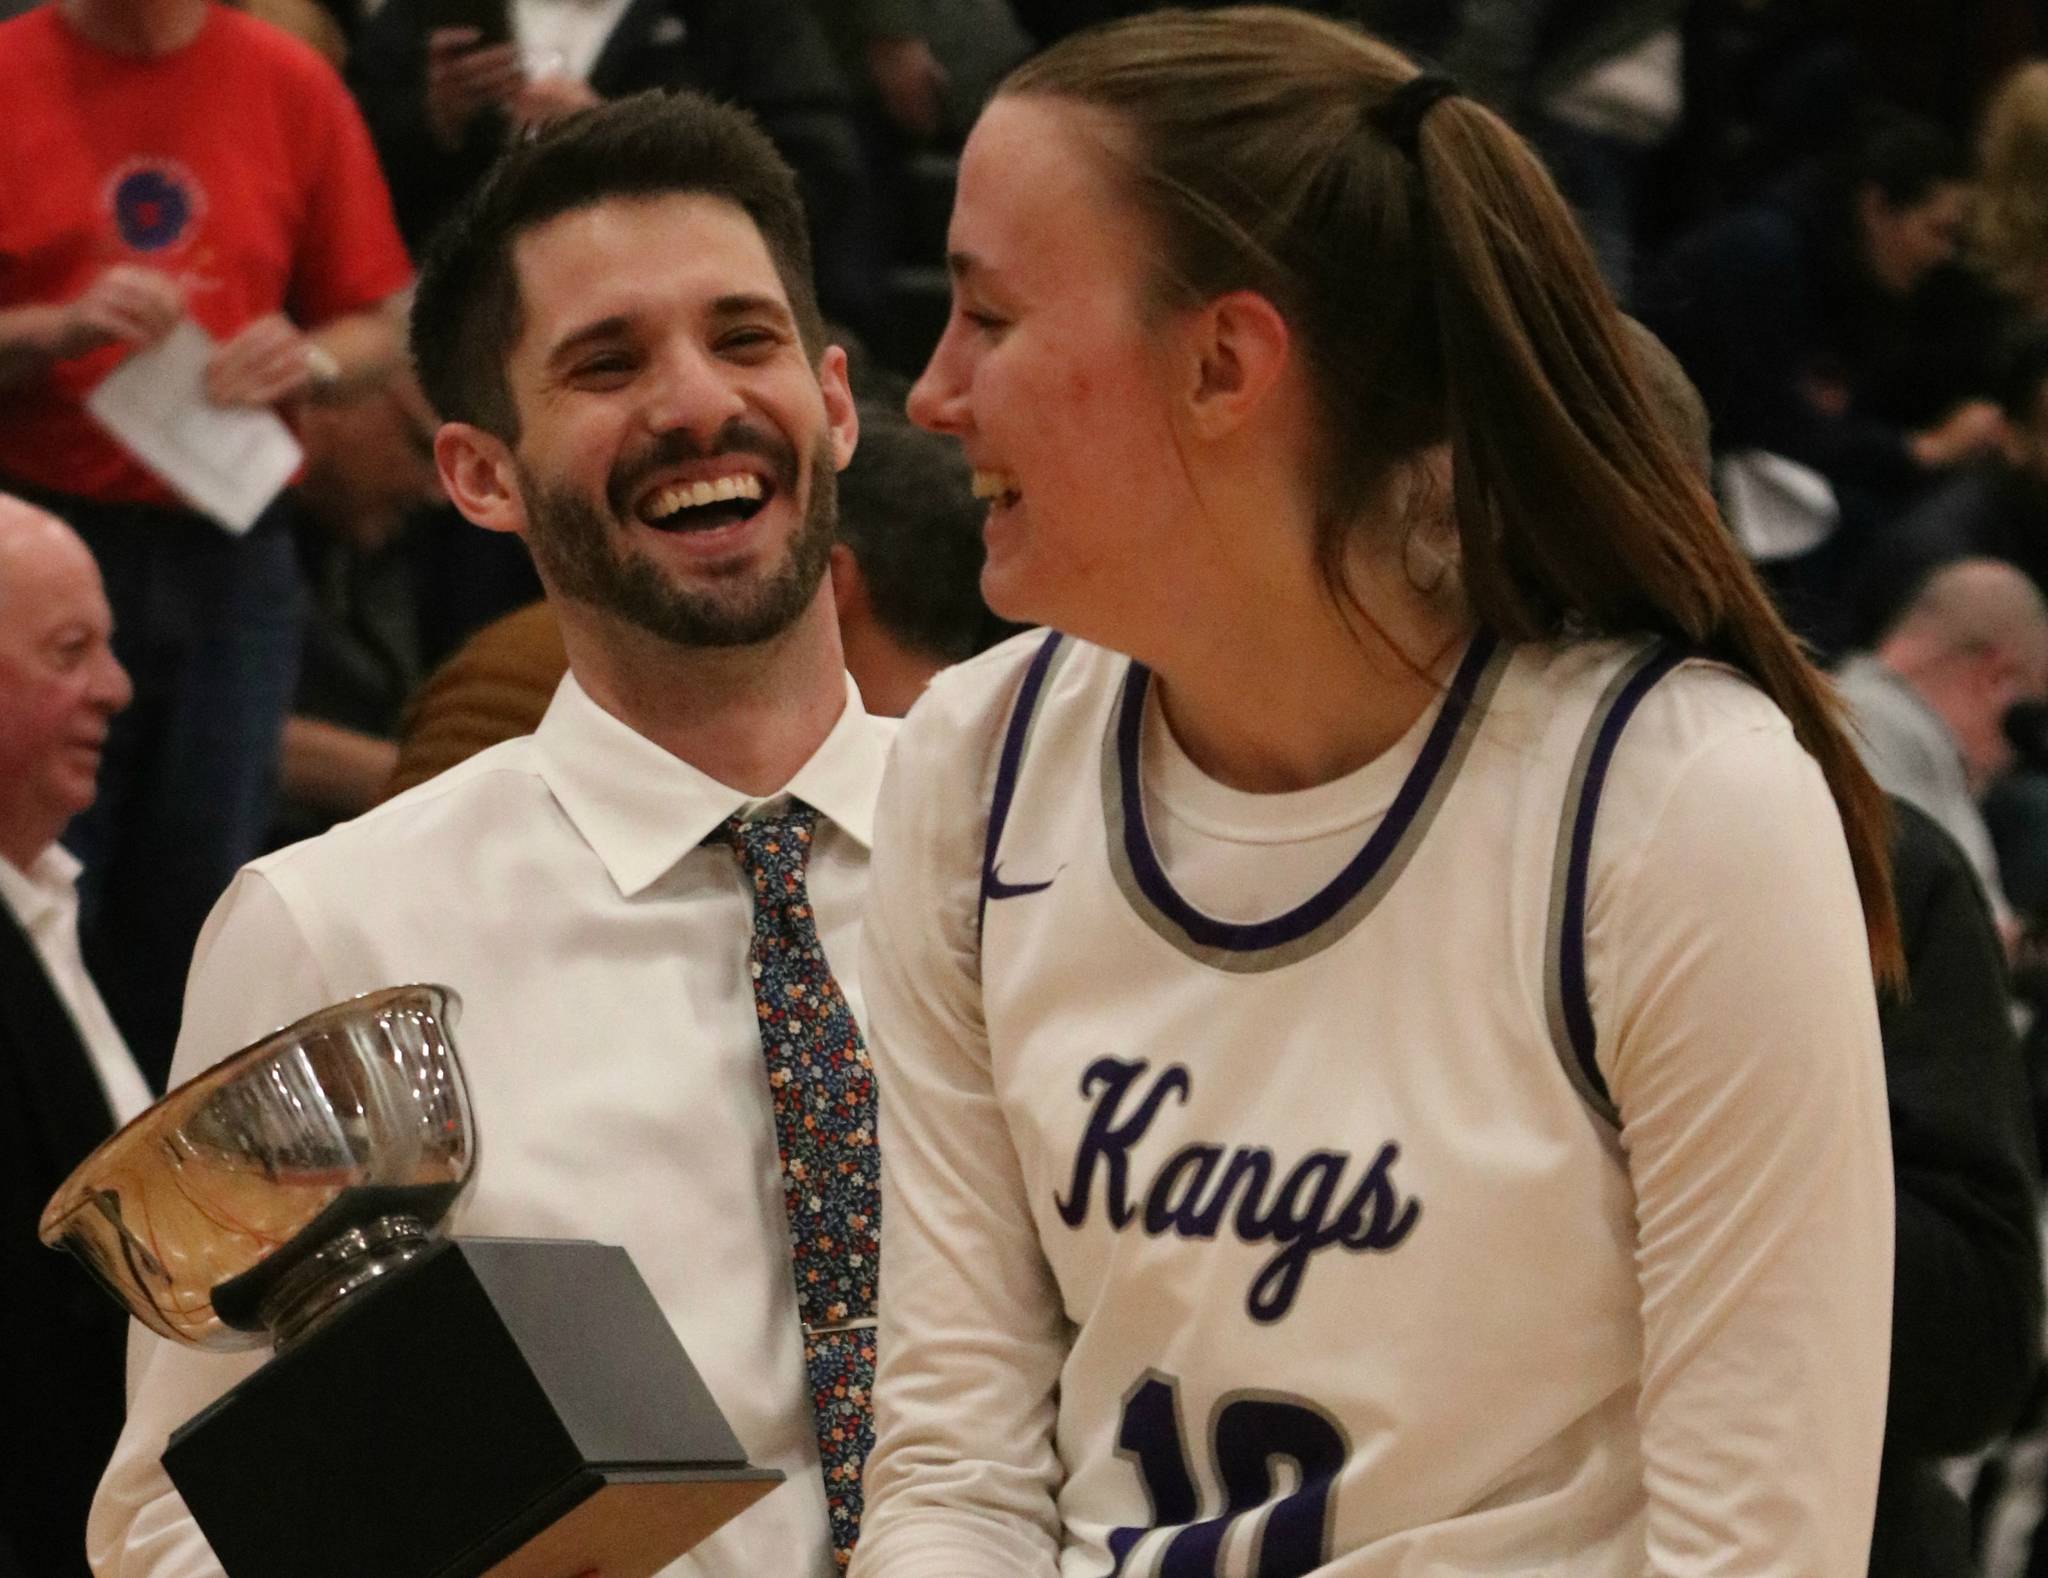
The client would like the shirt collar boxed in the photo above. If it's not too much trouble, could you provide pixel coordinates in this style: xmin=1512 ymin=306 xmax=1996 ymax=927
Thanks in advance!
xmin=534 ymin=669 xmax=892 ymax=898
xmin=0 ymin=843 xmax=81 ymax=932
xmin=1849 ymin=654 xmax=1970 ymax=771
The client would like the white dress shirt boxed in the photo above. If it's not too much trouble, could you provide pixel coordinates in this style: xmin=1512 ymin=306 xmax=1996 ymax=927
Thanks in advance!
xmin=0 ymin=844 xmax=151 ymax=1126
xmin=513 ymin=0 xmax=638 ymax=81
xmin=1834 ymin=652 xmax=2012 ymax=924
xmin=89 ymin=670 xmax=895 ymax=1578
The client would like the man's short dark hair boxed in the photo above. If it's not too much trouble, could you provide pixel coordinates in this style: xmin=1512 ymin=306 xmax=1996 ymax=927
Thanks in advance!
xmin=410 ymin=90 xmax=825 ymax=440
xmin=839 ymin=403 xmax=1013 ymax=664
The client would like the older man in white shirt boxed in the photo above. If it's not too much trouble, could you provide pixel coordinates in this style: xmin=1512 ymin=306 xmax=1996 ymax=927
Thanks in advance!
xmin=1834 ymin=556 xmax=2048 ymax=935
xmin=91 ymin=93 xmax=894 ymax=1578
xmin=0 ymin=492 xmax=147 ymax=1578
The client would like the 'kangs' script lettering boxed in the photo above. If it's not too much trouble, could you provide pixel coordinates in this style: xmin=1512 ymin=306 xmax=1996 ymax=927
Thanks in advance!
xmin=1053 ymin=1056 xmax=1420 ymax=1323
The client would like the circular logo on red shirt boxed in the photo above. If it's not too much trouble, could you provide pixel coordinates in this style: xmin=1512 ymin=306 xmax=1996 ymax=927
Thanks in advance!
xmin=104 ymin=159 xmax=206 ymax=255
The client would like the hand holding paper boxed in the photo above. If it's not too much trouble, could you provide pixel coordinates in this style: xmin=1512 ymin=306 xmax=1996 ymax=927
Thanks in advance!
xmin=58 ymin=264 xmax=185 ymax=358
xmin=207 ymin=312 xmax=328 ymax=408
xmin=86 ymin=319 xmax=304 ymax=534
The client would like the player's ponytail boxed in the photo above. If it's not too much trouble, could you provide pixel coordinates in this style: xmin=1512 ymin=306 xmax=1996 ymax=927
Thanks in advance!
xmin=1407 ymin=83 xmax=1901 ymax=981
xmin=1006 ymin=6 xmax=1900 ymax=982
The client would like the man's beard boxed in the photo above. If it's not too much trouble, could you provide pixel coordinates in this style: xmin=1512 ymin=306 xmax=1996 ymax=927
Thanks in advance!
xmin=517 ymin=420 xmax=837 ymax=649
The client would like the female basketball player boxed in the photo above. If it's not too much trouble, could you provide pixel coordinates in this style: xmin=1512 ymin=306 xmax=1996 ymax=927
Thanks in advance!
xmin=849 ymin=10 xmax=1898 ymax=1574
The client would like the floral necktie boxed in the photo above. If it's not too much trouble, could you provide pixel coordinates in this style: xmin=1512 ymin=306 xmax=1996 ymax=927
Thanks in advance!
xmin=719 ymin=803 xmax=878 ymax=1568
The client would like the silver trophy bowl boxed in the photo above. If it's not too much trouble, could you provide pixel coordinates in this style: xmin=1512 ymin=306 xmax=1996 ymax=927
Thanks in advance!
xmin=40 ymin=984 xmax=476 ymax=1352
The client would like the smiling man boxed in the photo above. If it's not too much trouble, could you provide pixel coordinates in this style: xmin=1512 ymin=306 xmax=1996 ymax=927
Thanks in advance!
xmin=91 ymin=94 xmax=892 ymax=1578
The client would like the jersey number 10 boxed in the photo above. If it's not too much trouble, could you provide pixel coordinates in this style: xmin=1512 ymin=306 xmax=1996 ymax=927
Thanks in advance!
xmin=1107 ymin=1371 xmax=1346 ymax=1577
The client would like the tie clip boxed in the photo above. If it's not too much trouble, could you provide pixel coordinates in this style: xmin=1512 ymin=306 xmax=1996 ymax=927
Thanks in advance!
xmin=803 ymin=1317 xmax=878 ymax=1337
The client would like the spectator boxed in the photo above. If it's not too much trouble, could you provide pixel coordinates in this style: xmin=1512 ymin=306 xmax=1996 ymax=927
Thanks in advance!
xmin=1835 ymin=556 xmax=2048 ymax=929
xmin=1975 ymin=60 xmax=2048 ymax=323
xmin=0 ymin=495 xmax=148 ymax=1578
xmin=1409 ymin=0 xmax=1685 ymax=299
xmin=271 ymin=372 xmax=448 ymax=840
xmin=1664 ymin=3 xmax=2036 ymax=243
xmin=1621 ymin=314 xmax=1713 ymax=475
xmin=92 ymin=92 xmax=892 ymax=1576
xmin=799 ymin=0 xmax=1030 ymax=368
xmin=0 ymin=0 xmax=413 ymax=1082
xmin=822 ymin=0 xmax=952 ymax=146
xmin=828 ymin=402 xmax=1015 ymax=716
xmin=1871 ymin=797 xmax=2043 ymax=1578
xmin=1641 ymin=110 xmax=2003 ymax=653
xmin=345 ymin=0 xmax=867 ymax=319
xmin=806 ymin=0 xmax=1028 ymax=146
xmin=378 ymin=600 xmax=566 ymax=799
xmin=1857 ymin=324 xmax=2048 ymax=639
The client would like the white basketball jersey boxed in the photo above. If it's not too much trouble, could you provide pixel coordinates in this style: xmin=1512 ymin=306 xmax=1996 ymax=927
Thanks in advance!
xmin=976 ymin=630 xmax=1685 ymax=1576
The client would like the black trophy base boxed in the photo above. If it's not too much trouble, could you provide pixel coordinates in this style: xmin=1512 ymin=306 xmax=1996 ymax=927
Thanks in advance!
xmin=163 ymin=1237 xmax=783 ymax=1578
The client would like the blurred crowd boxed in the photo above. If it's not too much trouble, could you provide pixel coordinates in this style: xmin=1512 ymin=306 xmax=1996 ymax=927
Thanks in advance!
xmin=15 ymin=0 xmax=2048 ymax=1575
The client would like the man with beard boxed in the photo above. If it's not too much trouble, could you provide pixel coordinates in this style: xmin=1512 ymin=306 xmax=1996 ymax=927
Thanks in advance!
xmin=90 ymin=93 xmax=892 ymax=1578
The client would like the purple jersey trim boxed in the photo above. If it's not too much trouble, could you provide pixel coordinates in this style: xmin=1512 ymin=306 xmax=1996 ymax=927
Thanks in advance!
xmin=1111 ymin=630 xmax=1501 ymax=954
xmin=1556 ymin=643 xmax=1687 ymax=1108
xmin=979 ymin=631 xmax=1069 ymax=936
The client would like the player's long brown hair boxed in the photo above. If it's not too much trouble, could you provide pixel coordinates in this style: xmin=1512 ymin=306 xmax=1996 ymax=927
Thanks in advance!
xmin=1006 ymin=6 xmax=1901 ymax=982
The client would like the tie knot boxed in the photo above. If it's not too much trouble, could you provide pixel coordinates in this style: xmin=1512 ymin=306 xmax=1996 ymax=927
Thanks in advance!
xmin=720 ymin=802 xmax=818 ymax=902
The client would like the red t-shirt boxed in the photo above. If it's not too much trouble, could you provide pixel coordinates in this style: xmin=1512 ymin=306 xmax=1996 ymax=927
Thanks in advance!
xmin=0 ymin=4 xmax=413 ymax=505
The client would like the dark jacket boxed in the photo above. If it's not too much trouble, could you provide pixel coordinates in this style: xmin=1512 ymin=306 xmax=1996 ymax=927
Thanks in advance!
xmin=1871 ymin=797 xmax=2044 ymax=1577
xmin=1639 ymin=173 xmax=2000 ymax=507
xmin=347 ymin=0 xmax=858 ymax=255
xmin=1 ymin=901 xmax=130 ymax=1578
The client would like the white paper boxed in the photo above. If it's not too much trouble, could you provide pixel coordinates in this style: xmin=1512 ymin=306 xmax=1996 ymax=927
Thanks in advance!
xmin=85 ymin=320 xmax=303 ymax=535
xmin=1716 ymin=448 xmax=1841 ymax=563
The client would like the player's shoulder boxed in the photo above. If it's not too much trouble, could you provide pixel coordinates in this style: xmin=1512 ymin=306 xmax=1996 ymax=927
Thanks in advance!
xmin=1509 ymin=635 xmax=1793 ymax=754
xmin=897 ymin=629 xmax=1120 ymax=775
xmin=1537 ymin=640 xmax=1825 ymax=873
xmin=1614 ymin=650 xmax=1800 ymax=780
xmin=1491 ymin=637 xmax=1813 ymax=866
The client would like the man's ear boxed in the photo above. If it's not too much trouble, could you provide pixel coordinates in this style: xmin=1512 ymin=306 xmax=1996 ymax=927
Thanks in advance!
xmin=818 ymin=344 xmax=861 ymax=472
xmin=1183 ymin=289 xmax=1293 ymax=441
xmin=1985 ymin=643 xmax=2028 ymax=700
xmin=434 ymin=422 xmax=527 ymax=537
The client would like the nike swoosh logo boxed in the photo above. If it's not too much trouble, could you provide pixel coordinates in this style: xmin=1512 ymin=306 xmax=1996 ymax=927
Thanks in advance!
xmin=985 ymin=863 xmax=1056 ymax=901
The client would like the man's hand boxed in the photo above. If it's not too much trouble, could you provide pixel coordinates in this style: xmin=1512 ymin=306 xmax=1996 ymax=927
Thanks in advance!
xmin=55 ymin=264 xmax=184 ymax=358
xmin=425 ymin=27 xmax=525 ymax=149
xmin=510 ymin=73 xmax=601 ymax=134
xmin=1910 ymin=399 xmax=2010 ymax=470
xmin=866 ymin=35 xmax=947 ymax=140
xmin=205 ymin=313 xmax=324 ymax=408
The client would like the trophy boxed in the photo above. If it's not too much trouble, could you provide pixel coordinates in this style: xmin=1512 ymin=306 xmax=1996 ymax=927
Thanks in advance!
xmin=41 ymin=984 xmax=782 ymax=1578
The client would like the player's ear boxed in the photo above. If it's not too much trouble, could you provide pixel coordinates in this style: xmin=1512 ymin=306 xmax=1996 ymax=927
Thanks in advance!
xmin=435 ymin=422 xmax=526 ymax=537
xmin=1183 ymin=289 xmax=1292 ymax=441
